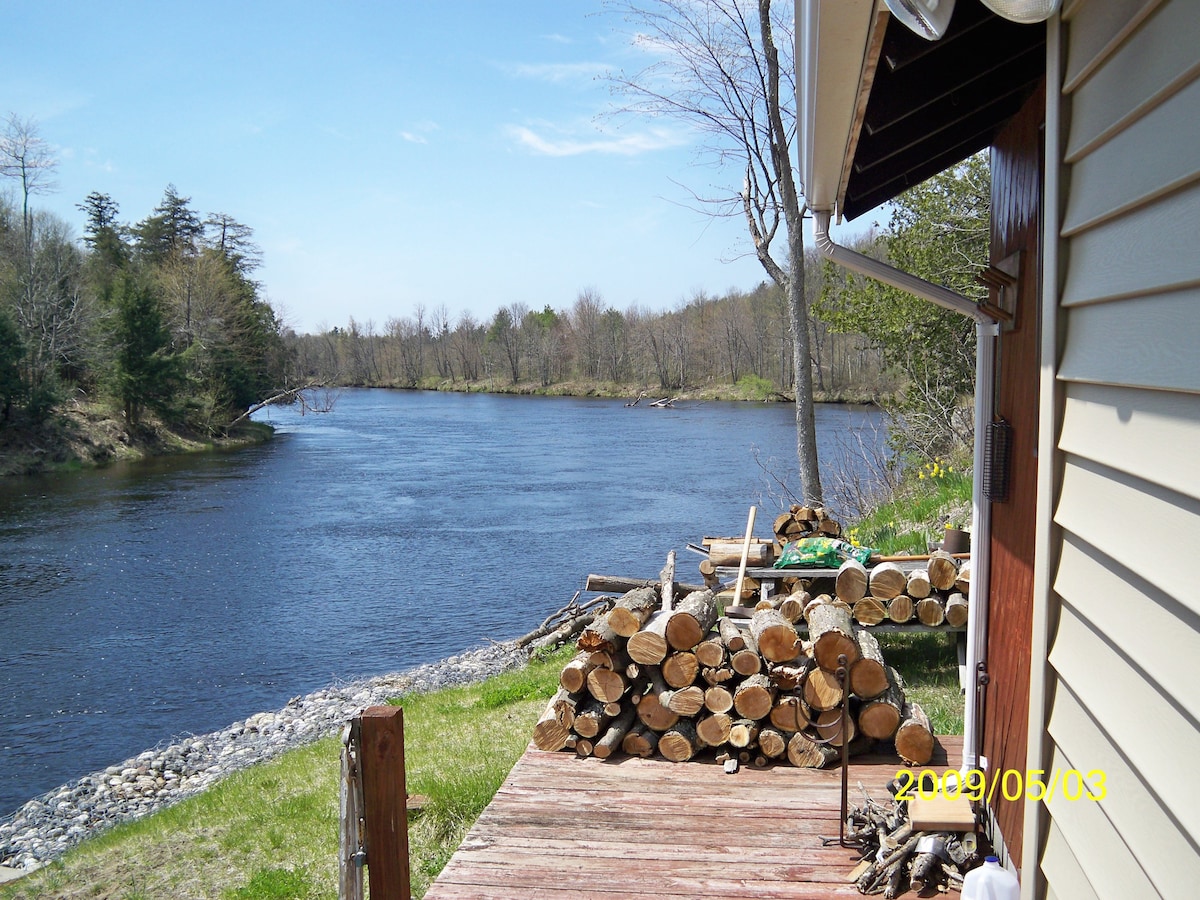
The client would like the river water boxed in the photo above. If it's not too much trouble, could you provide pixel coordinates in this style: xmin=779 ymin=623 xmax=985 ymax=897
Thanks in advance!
xmin=0 ymin=389 xmax=884 ymax=815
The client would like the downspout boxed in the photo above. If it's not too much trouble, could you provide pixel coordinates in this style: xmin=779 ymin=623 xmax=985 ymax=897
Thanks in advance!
xmin=813 ymin=211 xmax=999 ymax=772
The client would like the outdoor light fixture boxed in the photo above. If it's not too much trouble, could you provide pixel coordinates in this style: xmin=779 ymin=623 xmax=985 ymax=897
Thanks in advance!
xmin=978 ymin=0 xmax=1061 ymax=24
xmin=883 ymin=0 xmax=956 ymax=41
xmin=885 ymin=0 xmax=1061 ymax=41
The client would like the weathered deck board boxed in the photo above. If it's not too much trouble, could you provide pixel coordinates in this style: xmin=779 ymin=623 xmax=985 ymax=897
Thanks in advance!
xmin=424 ymin=737 xmax=963 ymax=899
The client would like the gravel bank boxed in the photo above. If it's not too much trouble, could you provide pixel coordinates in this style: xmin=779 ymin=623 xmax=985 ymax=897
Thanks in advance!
xmin=0 ymin=640 xmax=529 ymax=873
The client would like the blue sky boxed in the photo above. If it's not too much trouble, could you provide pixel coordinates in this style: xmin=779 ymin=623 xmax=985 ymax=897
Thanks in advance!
xmin=4 ymin=1 xmax=861 ymax=334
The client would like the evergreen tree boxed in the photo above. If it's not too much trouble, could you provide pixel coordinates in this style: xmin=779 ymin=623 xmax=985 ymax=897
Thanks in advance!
xmin=134 ymin=185 xmax=202 ymax=264
xmin=109 ymin=275 xmax=179 ymax=425
xmin=0 ymin=307 xmax=25 ymax=421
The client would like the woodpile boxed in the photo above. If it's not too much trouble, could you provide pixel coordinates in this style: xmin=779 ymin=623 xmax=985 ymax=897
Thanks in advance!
xmin=772 ymin=505 xmax=843 ymax=543
xmin=831 ymin=550 xmax=970 ymax=629
xmin=534 ymin=585 xmax=938 ymax=769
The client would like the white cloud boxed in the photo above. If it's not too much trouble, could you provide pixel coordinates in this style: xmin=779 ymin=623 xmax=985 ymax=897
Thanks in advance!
xmin=507 ymin=122 xmax=689 ymax=157
xmin=508 ymin=61 xmax=608 ymax=83
xmin=400 ymin=132 xmax=428 ymax=144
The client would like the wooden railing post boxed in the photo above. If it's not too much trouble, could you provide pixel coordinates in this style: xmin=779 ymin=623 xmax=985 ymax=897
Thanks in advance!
xmin=360 ymin=705 xmax=411 ymax=900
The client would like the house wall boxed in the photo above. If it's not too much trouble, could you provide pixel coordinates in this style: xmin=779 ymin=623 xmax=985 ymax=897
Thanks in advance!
xmin=1032 ymin=0 xmax=1200 ymax=895
xmin=983 ymin=83 xmax=1045 ymax=870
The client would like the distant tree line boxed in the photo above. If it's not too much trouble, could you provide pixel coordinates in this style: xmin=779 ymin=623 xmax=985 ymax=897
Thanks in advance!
xmin=1 ymin=114 xmax=286 ymax=434
xmin=284 ymin=270 xmax=893 ymax=400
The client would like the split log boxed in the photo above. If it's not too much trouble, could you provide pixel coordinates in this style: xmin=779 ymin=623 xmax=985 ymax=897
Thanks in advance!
xmin=852 ymin=596 xmax=888 ymax=626
xmin=658 ymin=719 xmax=701 ymax=762
xmin=758 ymin=727 xmax=787 ymax=759
xmin=559 ymin=651 xmax=600 ymax=693
xmin=728 ymin=719 xmax=760 ymax=749
xmin=767 ymin=661 xmax=809 ymax=691
xmin=717 ymin=616 xmax=748 ymax=652
xmin=627 ymin=611 xmax=670 ymax=665
xmin=733 ymin=673 xmax=775 ymax=721
xmin=572 ymin=699 xmax=613 ymax=739
xmin=665 ymin=589 xmax=718 ymax=651
xmin=661 ymin=684 xmax=705 ymax=716
xmin=787 ymin=731 xmax=839 ymax=768
xmin=927 ymin=550 xmax=959 ymax=591
xmin=769 ymin=694 xmax=811 ymax=732
xmin=702 ymin=666 xmax=734 ymax=686
xmin=592 ymin=706 xmax=637 ymax=760
xmin=895 ymin=700 xmax=935 ymax=766
xmin=807 ymin=602 xmax=860 ymax=672
xmin=750 ymin=607 xmax=801 ymax=662
xmin=707 ymin=540 xmax=772 ymax=567
xmin=585 ymin=666 xmax=627 ymax=704
xmin=621 ymin=724 xmax=659 ymax=758
xmin=802 ymin=667 xmax=844 ymax=712
xmin=955 ymin=562 xmax=972 ymax=596
xmin=835 ymin=558 xmax=868 ymax=604
xmin=858 ymin=665 xmax=904 ymax=740
xmin=945 ymin=592 xmax=969 ymax=627
xmin=849 ymin=629 xmax=889 ymax=700
xmin=695 ymin=712 xmax=733 ymax=748
xmin=869 ymin=562 xmax=907 ymax=600
xmin=778 ymin=591 xmax=807 ymax=623
xmin=916 ymin=596 xmax=946 ymax=627
xmin=887 ymin=594 xmax=914 ymax=624
xmin=606 ymin=586 xmax=661 ymax=638
xmin=815 ymin=707 xmax=856 ymax=746
xmin=533 ymin=688 xmax=577 ymax=751
xmin=704 ymin=685 xmax=735 ymax=714
xmin=906 ymin=568 xmax=932 ymax=599
xmin=694 ymin=634 xmax=727 ymax=668
xmin=661 ymin=651 xmax=699 ymax=689
xmin=659 ymin=550 xmax=676 ymax=613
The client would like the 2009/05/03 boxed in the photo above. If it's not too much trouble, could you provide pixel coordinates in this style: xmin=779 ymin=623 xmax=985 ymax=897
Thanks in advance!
xmin=894 ymin=768 xmax=1107 ymax=803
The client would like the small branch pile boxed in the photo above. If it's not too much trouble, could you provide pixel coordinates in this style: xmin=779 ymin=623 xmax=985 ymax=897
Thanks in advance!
xmin=533 ymin=583 xmax=937 ymax=767
xmin=846 ymin=782 xmax=979 ymax=897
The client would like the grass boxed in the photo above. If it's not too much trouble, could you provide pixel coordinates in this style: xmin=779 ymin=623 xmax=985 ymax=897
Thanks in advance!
xmin=845 ymin=455 xmax=974 ymax=556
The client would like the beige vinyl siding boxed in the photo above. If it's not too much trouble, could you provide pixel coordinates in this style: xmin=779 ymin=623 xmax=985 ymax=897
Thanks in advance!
xmin=1041 ymin=0 xmax=1200 ymax=895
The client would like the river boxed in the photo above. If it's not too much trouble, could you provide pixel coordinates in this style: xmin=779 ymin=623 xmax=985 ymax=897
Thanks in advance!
xmin=0 ymin=389 xmax=885 ymax=815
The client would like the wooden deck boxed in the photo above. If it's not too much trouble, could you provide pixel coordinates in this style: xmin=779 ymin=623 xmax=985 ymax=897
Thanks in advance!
xmin=424 ymin=736 xmax=963 ymax=900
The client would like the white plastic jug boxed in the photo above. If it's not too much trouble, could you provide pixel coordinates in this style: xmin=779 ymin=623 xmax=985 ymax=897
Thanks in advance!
xmin=962 ymin=856 xmax=1020 ymax=900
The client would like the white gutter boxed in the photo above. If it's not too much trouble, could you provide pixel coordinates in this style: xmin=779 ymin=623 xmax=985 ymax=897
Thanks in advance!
xmin=813 ymin=210 xmax=999 ymax=770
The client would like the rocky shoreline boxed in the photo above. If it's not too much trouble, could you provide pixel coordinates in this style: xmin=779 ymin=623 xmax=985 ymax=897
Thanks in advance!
xmin=0 ymin=640 xmax=529 ymax=875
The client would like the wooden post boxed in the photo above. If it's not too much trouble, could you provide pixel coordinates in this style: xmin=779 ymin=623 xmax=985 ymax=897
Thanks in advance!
xmin=339 ymin=720 xmax=365 ymax=900
xmin=360 ymin=706 xmax=411 ymax=900
xmin=733 ymin=506 xmax=758 ymax=605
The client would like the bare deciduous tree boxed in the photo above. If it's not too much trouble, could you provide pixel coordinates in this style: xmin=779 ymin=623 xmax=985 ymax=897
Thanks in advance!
xmin=605 ymin=0 xmax=822 ymax=502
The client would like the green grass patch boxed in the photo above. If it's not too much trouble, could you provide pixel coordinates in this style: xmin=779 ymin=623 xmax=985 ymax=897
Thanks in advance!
xmin=846 ymin=456 xmax=973 ymax=555
xmin=878 ymin=632 xmax=965 ymax=735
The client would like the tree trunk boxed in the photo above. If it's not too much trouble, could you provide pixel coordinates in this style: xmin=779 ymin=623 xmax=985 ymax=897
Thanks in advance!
xmin=728 ymin=719 xmax=760 ymax=749
xmin=635 ymin=690 xmax=679 ymax=733
xmin=778 ymin=590 xmax=807 ymax=623
xmin=887 ymin=594 xmax=914 ymax=624
xmin=559 ymin=651 xmax=599 ymax=694
xmin=770 ymin=694 xmax=811 ymax=732
xmin=621 ymin=724 xmax=659 ymax=758
xmin=807 ymin=602 xmax=859 ymax=672
xmin=717 ymin=616 xmax=748 ymax=652
xmin=858 ymin=664 xmax=905 ymax=740
xmin=906 ymin=568 xmax=932 ymax=600
xmin=895 ymin=700 xmax=936 ymax=766
xmin=916 ymin=597 xmax=946 ymax=627
xmin=787 ymin=731 xmax=839 ymax=768
xmin=815 ymin=707 xmax=856 ymax=746
xmin=868 ymin=562 xmax=907 ymax=600
xmin=927 ymin=550 xmax=959 ymax=591
xmin=852 ymin=596 xmax=887 ymax=626
xmin=707 ymin=540 xmax=772 ymax=567
xmin=592 ymin=706 xmax=637 ymax=760
xmin=704 ymin=685 xmax=735 ymax=715
xmin=694 ymin=633 xmax=727 ymax=668
xmin=661 ymin=684 xmax=705 ymax=716
xmin=695 ymin=712 xmax=733 ymax=748
xmin=758 ymin=727 xmax=787 ymax=759
xmin=849 ymin=629 xmax=889 ymax=700
xmin=659 ymin=719 xmax=701 ymax=762
xmin=733 ymin=673 xmax=775 ymax=720
xmin=661 ymin=651 xmax=699 ymax=689
xmin=836 ymin=558 xmax=868 ymax=604
xmin=586 ymin=666 xmax=627 ymax=704
xmin=945 ymin=592 xmax=969 ymax=627
xmin=606 ymin=586 xmax=661 ymax=638
xmin=577 ymin=611 xmax=619 ymax=655
xmin=627 ymin=610 xmax=670 ymax=665
xmin=534 ymin=688 xmax=577 ymax=751
xmin=750 ymin=606 xmax=801 ymax=662
xmin=802 ymin=666 xmax=844 ymax=712
xmin=573 ymin=699 xmax=613 ymax=739
xmin=665 ymin=589 xmax=718 ymax=651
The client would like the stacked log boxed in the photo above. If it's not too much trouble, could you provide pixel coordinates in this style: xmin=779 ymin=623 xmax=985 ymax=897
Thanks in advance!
xmin=772 ymin=505 xmax=842 ymax=543
xmin=841 ymin=552 xmax=971 ymax=628
xmin=536 ymin=583 xmax=940 ymax=769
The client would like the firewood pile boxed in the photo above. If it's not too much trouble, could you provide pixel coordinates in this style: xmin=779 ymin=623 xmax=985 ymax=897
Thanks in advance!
xmin=532 ymin=583 xmax=938 ymax=768
xmin=832 ymin=550 xmax=971 ymax=629
xmin=844 ymin=781 xmax=980 ymax=897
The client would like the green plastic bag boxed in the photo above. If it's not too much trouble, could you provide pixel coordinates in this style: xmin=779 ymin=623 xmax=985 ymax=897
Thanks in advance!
xmin=773 ymin=536 xmax=873 ymax=569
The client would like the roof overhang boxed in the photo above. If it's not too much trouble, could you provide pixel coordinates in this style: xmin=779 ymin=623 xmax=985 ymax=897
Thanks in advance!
xmin=798 ymin=0 xmax=1046 ymax=222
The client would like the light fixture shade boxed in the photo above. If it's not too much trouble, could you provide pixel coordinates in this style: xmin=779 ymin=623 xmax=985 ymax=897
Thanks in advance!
xmin=979 ymin=0 xmax=1061 ymax=23
xmin=883 ymin=0 xmax=956 ymax=41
